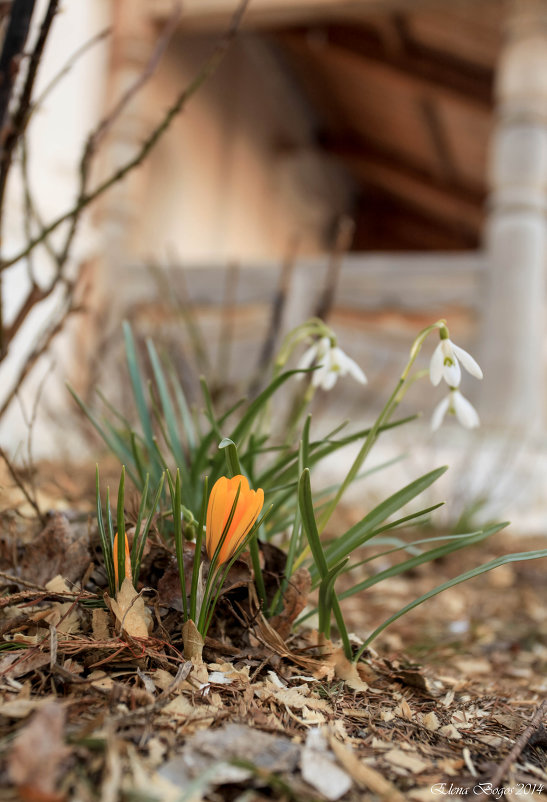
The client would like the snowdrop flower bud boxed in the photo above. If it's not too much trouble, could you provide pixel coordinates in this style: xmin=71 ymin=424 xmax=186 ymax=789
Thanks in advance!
xmin=297 ymin=337 xmax=367 ymax=391
xmin=429 ymin=335 xmax=483 ymax=388
xmin=431 ymin=388 xmax=480 ymax=431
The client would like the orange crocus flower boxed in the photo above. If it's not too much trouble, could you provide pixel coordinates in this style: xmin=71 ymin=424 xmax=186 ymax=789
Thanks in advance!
xmin=113 ymin=532 xmax=132 ymax=587
xmin=206 ymin=475 xmax=264 ymax=565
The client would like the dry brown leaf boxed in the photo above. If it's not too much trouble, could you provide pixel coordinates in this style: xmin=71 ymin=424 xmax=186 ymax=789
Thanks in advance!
xmin=395 ymin=699 xmax=413 ymax=720
xmin=151 ymin=669 xmax=177 ymax=691
xmin=421 ymin=711 xmax=441 ymax=731
xmin=269 ymin=567 xmax=311 ymax=639
xmin=182 ymin=618 xmax=204 ymax=661
xmin=383 ymin=748 xmax=429 ymax=774
xmin=453 ymin=657 xmax=491 ymax=675
xmin=8 ymin=700 xmax=70 ymax=798
xmin=157 ymin=548 xmax=195 ymax=611
xmin=160 ymin=722 xmax=299 ymax=789
xmin=394 ymin=669 xmax=444 ymax=696
xmin=328 ymin=647 xmax=369 ymax=692
xmin=0 ymin=698 xmax=46 ymax=719
xmin=109 ymin=578 xmax=150 ymax=638
xmin=163 ymin=694 xmax=223 ymax=721
xmin=92 ymin=608 xmax=111 ymax=639
xmin=18 ymin=512 xmax=89 ymax=586
xmin=328 ymin=733 xmax=407 ymax=802
xmin=301 ymin=727 xmax=352 ymax=801
xmin=439 ymin=724 xmax=462 ymax=740
xmin=0 ymin=649 xmax=50 ymax=679
xmin=268 ymin=685 xmax=330 ymax=711
xmin=42 ymin=575 xmax=81 ymax=634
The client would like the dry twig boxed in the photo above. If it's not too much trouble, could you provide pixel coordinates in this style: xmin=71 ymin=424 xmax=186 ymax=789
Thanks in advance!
xmin=489 ymin=699 xmax=547 ymax=787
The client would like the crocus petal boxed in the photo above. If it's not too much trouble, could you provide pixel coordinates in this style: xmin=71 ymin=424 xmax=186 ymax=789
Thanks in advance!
xmin=429 ymin=342 xmax=445 ymax=386
xmin=206 ymin=476 xmax=231 ymax=558
xmin=206 ymin=475 xmax=264 ymax=565
xmin=113 ymin=532 xmax=132 ymax=587
xmin=218 ymin=487 xmax=264 ymax=564
xmin=451 ymin=344 xmax=483 ymax=380
xmin=431 ymin=395 xmax=450 ymax=431
xmin=452 ymin=391 xmax=480 ymax=429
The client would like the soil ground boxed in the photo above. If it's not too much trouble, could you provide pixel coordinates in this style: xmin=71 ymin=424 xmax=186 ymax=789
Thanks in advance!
xmin=0 ymin=460 xmax=545 ymax=801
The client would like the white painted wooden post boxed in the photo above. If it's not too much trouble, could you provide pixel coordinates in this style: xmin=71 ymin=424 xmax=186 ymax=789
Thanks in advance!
xmin=480 ymin=0 xmax=547 ymax=431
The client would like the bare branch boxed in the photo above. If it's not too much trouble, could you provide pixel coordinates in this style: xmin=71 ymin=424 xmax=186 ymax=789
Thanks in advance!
xmin=0 ymin=0 xmax=250 ymax=274
xmin=57 ymin=3 xmax=182 ymax=269
xmin=0 ymin=0 xmax=59 ymax=210
xmin=31 ymin=27 xmax=111 ymax=115
xmin=0 ymin=0 xmax=36 ymax=130
xmin=0 ymin=446 xmax=45 ymax=522
xmin=0 ymin=289 xmax=83 ymax=418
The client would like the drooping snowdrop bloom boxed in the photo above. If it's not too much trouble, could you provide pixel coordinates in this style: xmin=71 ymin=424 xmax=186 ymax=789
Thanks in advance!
xmin=431 ymin=388 xmax=480 ymax=431
xmin=429 ymin=337 xmax=483 ymax=388
xmin=297 ymin=336 xmax=367 ymax=391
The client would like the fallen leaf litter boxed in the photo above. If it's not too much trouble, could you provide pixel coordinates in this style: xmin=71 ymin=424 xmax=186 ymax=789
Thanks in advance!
xmin=0 ymin=485 xmax=545 ymax=801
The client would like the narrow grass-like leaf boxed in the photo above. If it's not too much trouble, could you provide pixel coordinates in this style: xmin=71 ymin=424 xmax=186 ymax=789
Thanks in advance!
xmin=202 ymin=503 xmax=275 ymax=637
xmin=309 ymin=502 xmax=445 ymax=585
xmin=166 ymin=358 xmax=196 ymax=451
xmin=349 ymin=530 xmax=497 ymax=572
xmin=116 ymin=466 xmax=126 ymax=590
xmin=353 ymin=526 xmax=547 ymax=658
xmin=96 ymin=466 xmax=114 ymax=597
xmin=318 ymin=558 xmax=348 ymax=638
xmin=130 ymin=432 xmax=147 ymax=487
xmin=198 ymin=484 xmax=243 ymax=633
xmin=188 ymin=398 xmax=253 ymax=487
xmin=67 ymin=383 xmax=136 ymax=479
xmin=96 ymin=389 xmax=133 ymax=429
xmin=256 ymin=415 xmax=416 ymax=490
xmin=147 ymin=339 xmax=187 ymax=470
xmin=229 ymin=369 xmax=304 ymax=449
xmin=105 ymin=487 xmax=115 ymax=548
xmin=316 ymin=466 xmax=448 ymax=577
xmin=338 ymin=523 xmax=506 ymax=601
xmin=219 ymin=438 xmax=242 ymax=477
xmin=298 ymin=523 xmax=507 ymax=628
xmin=190 ymin=477 xmax=208 ymax=621
xmin=298 ymin=469 xmax=328 ymax=577
xmin=134 ymin=472 xmax=165 ymax=584
xmin=272 ymin=417 xmax=311 ymax=614
xmin=299 ymin=469 xmax=351 ymax=657
xmin=131 ymin=473 xmax=149 ymax=577
xmin=170 ymin=469 xmax=188 ymax=620
xmin=201 ymin=377 xmax=222 ymax=441
xmin=123 ymin=321 xmax=155 ymax=456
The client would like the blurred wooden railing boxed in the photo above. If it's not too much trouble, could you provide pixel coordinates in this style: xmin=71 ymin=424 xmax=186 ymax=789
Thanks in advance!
xmin=102 ymin=252 xmax=485 ymax=421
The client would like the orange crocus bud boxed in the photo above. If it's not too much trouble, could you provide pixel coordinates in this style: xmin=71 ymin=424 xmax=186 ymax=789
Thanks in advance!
xmin=206 ymin=475 xmax=264 ymax=566
xmin=113 ymin=532 xmax=132 ymax=587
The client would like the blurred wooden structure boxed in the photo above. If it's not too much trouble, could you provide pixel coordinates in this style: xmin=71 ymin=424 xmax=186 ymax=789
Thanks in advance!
xmin=99 ymin=0 xmax=547 ymax=432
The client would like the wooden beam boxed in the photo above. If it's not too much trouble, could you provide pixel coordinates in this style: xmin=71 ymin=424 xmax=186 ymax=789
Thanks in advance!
xmin=325 ymin=139 xmax=485 ymax=231
xmin=147 ymin=0 xmax=472 ymax=32
xmin=278 ymin=25 xmax=493 ymax=109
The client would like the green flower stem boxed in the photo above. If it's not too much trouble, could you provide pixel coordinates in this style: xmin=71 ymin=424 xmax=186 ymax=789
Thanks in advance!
xmin=250 ymin=537 xmax=266 ymax=606
xmin=171 ymin=470 xmax=188 ymax=621
xmin=190 ymin=477 xmax=208 ymax=622
xmin=315 ymin=320 xmax=445 ymax=535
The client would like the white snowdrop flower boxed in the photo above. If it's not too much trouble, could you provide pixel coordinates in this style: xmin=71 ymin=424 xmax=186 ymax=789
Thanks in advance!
xmin=429 ymin=338 xmax=483 ymax=387
xmin=431 ymin=388 xmax=480 ymax=431
xmin=297 ymin=337 xmax=367 ymax=390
